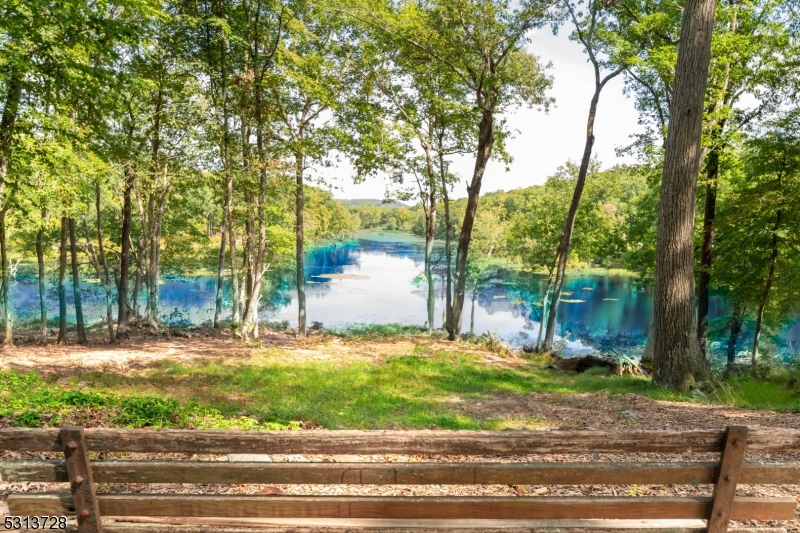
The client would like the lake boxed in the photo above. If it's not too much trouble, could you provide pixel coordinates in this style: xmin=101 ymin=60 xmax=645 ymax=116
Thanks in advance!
xmin=8 ymin=231 xmax=799 ymax=359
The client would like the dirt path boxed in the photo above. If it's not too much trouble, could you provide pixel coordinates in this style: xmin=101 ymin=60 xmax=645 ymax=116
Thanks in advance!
xmin=0 ymin=328 xmax=516 ymax=373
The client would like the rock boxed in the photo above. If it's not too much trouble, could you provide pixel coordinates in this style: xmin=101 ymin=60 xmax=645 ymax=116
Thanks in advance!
xmin=522 ymin=344 xmax=537 ymax=354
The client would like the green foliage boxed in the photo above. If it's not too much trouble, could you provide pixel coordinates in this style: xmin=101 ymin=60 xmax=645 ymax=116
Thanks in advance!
xmin=347 ymin=203 xmax=419 ymax=232
xmin=325 ymin=322 xmax=435 ymax=339
xmin=304 ymin=187 xmax=359 ymax=241
xmin=115 ymin=397 xmax=182 ymax=428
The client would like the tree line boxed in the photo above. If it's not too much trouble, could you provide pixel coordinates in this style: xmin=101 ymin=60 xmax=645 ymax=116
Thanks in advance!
xmin=1 ymin=0 xmax=798 ymax=389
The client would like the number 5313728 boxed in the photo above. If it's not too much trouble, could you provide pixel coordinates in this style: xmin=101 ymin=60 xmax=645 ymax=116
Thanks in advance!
xmin=4 ymin=516 xmax=68 ymax=530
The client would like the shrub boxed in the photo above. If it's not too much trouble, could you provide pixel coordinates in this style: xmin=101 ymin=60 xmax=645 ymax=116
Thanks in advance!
xmin=116 ymin=397 xmax=181 ymax=428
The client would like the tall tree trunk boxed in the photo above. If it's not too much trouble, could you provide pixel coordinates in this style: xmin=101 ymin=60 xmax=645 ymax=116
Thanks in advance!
xmin=135 ymin=194 xmax=149 ymax=325
xmin=697 ymin=129 xmax=724 ymax=359
xmin=68 ymin=218 xmax=86 ymax=343
xmin=214 ymin=215 xmax=227 ymax=328
xmin=242 ymin=202 xmax=254 ymax=338
xmin=57 ymin=217 xmax=68 ymax=344
xmin=537 ymin=261 xmax=557 ymax=352
xmin=36 ymin=224 xmax=47 ymax=343
xmin=469 ymin=291 xmax=476 ymax=337
xmin=426 ymin=230 xmax=436 ymax=331
xmin=752 ymin=209 xmax=781 ymax=367
xmin=146 ymin=196 xmax=158 ymax=328
xmin=439 ymin=149 xmax=454 ymax=337
xmin=452 ymin=109 xmax=494 ymax=339
xmin=544 ymin=85 xmax=604 ymax=350
xmin=0 ymin=72 xmax=22 ymax=346
xmin=295 ymin=152 xmax=307 ymax=337
xmin=0 ymin=209 xmax=11 ymax=346
xmin=0 ymin=69 xmax=23 ymax=206
xmin=228 ymin=224 xmax=240 ymax=330
xmin=423 ymin=153 xmax=437 ymax=331
xmin=650 ymin=0 xmax=717 ymax=389
xmin=118 ymin=164 xmax=134 ymax=337
xmin=242 ymin=131 xmax=268 ymax=340
xmin=83 ymin=183 xmax=115 ymax=344
xmin=726 ymin=303 xmax=743 ymax=369
xmin=209 ymin=23 xmax=231 ymax=329
xmin=132 ymin=239 xmax=141 ymax=321
xmin=144 ymin=186 xmax=168 ymax=328
xmin=146 ymin=90 xmax=163 ymax=328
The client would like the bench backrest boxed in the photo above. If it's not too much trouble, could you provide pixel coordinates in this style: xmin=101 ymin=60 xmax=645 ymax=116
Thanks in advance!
xmin=2 ymin=426 xmax=799 ymax=533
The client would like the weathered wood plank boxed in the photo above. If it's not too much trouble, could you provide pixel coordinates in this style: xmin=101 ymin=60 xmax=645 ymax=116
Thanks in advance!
xmin=10 ymin=521 xmax=791 ymax=533
xmin=3 ymin=427 xmax=799 ymax=454
xmin=8 ymin=494 xmax=797 ymax=521
xmin=8 ymin=492 xmax=75 ymax=515
xmin=708 ymin=427 xmax=748 ymax=533
xmin=0 ymin=427 xmax=61 ymax=451
xmin=82 ymin=429 xmax=727 ymax=454
xmin=0 ymin=459 xmax=67 ymax=481
xmin=4 ymin=459 xmax=799 ymax=486
xmin=92 ymin=518 xmax=789 ymax=533
xmin=60 ymin=426 xmax=103 ymax=533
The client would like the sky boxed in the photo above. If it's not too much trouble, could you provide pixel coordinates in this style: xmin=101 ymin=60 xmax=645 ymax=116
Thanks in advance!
xmin=324 ymin=27 xmax=646 ymax=201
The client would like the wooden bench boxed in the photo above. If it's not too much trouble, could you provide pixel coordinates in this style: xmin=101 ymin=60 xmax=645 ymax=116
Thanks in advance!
xmin=1 ymin=426 xmax=798 ymax=533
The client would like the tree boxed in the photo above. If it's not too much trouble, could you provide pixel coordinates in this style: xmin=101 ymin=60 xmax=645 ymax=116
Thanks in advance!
xmin=364 ymin=36 xmax=473 ymax=331
xmin=360 ymin=0 xmax=555 ymax=339
xmin=542 ymin=0 xmax=630 ymax=351
xmin=264 ymin=1 xmax=358 ymax=338
xmin=83 ymin=177 xmax=117 ymax=344
xmin=650 ymin=0 xmax=717 ymax=390
xmin=713 ymin=112 xmax=800 ymax=367
xmin=695 ymin=0 xmax=797 ymax=356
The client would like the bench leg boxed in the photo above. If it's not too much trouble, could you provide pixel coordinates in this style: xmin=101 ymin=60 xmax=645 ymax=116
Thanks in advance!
xmin=708 ymin=426 xmax=748 ymax=533
xmin=60 ymin=426 xmax=103 ymax=533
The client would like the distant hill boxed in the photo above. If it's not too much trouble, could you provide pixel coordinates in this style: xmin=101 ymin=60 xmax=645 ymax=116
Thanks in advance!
xmin=338 ymin=199 xmax=409 ymax=208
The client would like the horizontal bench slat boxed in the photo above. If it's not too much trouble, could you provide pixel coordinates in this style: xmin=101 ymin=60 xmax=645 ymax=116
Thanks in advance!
xmin=3 ymin=427 xmax=799 ymax=454
xmin=8 ymin=493 xmax=797 ymax=520
xmin=3 ymin=459 xmax=800 ymax=485
xmin=3 ymin=428 xmax=728 ymax=453
xmin=12 ymin=519 xmax=792 ymax=533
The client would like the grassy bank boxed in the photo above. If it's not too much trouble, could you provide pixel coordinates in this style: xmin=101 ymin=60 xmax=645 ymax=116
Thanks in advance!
xmin=2 ymin=338 xmax=797 ymax=431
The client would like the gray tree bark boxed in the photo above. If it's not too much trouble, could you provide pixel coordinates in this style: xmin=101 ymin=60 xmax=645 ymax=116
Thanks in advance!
xmin=68 ymin=218 xmax=86 ymax=343
xmin=650 ymin=0 xmax=717 ymax=389
xmin=452 ymin=109 xmax=494 ymax=339
xmin=697 ymin=122 xmax=726 ymax=359
xmin=295 ymin=152 xmax=307 ymax=337
xmin=0 ymin=209 xmax=11 ymax=346
xmin=726 ymin=303 xmax=744 ymax=369
xmin=57 ymin=217 xmax=68 ymax=344
xmin=752 ymin=210 xmax=781 ymax=367
xmin=118 ymin=164 xmax=134 ymax=338
xmin=36 ymin=222 xmax=47 ymax=343
xmin=438 ymin=135 xmax=454 ymax=337
xmin=214 ymin=215 xmax=227 ymax=329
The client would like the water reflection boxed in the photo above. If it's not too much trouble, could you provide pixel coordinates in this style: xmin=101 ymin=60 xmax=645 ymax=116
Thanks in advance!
xmin=8 ymin=232 xmax=798 ymax=358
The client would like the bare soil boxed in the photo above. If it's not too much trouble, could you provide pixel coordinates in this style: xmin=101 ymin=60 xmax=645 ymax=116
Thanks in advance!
xmin=0 ymin=327 xmax=514 ymax=373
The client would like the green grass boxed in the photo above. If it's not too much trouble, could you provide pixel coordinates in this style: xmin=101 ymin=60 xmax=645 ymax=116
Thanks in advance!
xmin=324 ymin=323 xmax=442 ymax=339
xmin=2 ymin=349 xmax=798 ymax=431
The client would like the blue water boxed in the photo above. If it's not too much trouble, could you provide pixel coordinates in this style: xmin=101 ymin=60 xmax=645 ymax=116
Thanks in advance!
xmin=7 ymin=231 xmax=799 ymax=358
